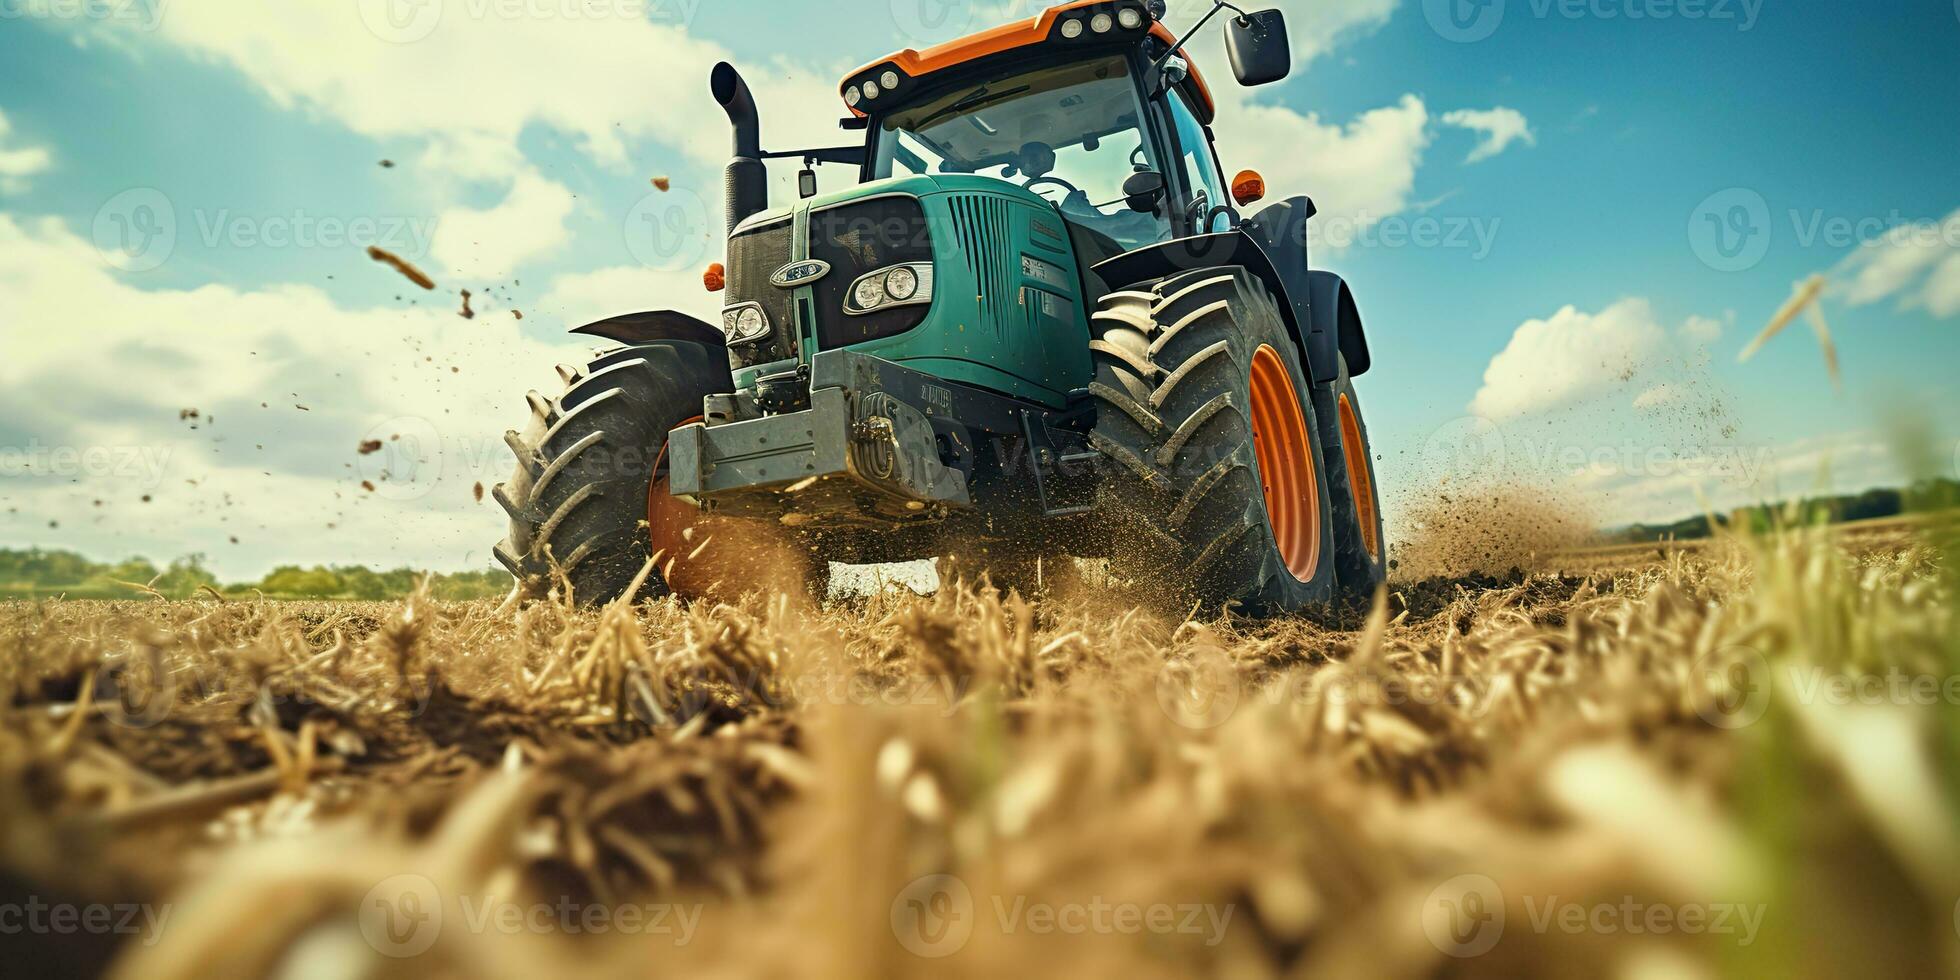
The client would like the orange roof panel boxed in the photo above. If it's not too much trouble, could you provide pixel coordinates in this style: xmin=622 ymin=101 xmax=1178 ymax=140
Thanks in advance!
xmin=843 ymin=1 xmax=1214 ymax=120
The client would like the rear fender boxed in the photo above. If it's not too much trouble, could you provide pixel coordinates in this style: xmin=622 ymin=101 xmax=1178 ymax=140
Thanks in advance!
xmin=1307 ymin=271 xmax=1371 ymax=378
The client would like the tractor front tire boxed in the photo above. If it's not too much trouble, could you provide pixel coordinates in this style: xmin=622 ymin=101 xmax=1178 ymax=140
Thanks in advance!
xmin=1087 ymin=267 xmax=1338 ymax=614
xmin=494 ymin=339 xmax=794 ymax=606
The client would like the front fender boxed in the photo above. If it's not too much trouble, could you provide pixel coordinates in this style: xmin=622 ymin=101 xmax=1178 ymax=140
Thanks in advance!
xmin=569 ymin=310 xmax=726 ymax=350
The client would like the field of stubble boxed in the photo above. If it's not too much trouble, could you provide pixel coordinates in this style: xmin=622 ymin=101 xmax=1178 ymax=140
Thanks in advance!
xmin=2 ymin=518 xmax=1956 ymax=979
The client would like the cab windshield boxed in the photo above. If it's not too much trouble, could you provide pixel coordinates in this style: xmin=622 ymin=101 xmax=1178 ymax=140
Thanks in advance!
xmin=872 ymin=55 xmax=1169 ymax=252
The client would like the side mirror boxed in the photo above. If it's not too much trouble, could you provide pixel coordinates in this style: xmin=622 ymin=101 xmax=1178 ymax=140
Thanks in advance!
xmin=1123 ymin=171 xmax=1167 ymax=214
xmin=798 ymin=166 xmax=818 ymax=200
xmin=1225 ymin=10 xmax=1291 ymax=86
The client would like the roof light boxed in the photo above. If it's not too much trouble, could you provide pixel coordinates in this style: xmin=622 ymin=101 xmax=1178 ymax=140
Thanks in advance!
xmin=862 ymin=80 xmax=880 ymax=99
xmin=1060 ymin=18 xmax=1084 ymax=38
xmin=1090 ymin=12 xmax=1114 ymax=33
xmin=1117 ymin=7 xmax=1143 ymax=29
xmin=844 ymin=87 xmax=861 ymax=107
xmin=880 ymin=70 xmax=900 ymax=90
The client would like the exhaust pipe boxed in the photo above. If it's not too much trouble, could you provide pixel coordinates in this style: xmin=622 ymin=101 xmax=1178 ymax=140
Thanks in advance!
xmin=711 ymin=62 xmax=768 ymax=234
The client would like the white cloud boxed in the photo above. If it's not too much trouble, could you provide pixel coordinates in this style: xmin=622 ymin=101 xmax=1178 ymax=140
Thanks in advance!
xmin=1217 ymin=95 xmax=1431 ymax=233
xmin=1830 ymin=208 xmax=1960 ymax=317
xmin=429 ymin=171 xmax=578 ymax=280
xmin=0 ymin=108 xmax=54 ymax=194
xmin=1469 ymin=298 xmax=1672 ymax=420
xmin=54 ymin=0 xmax=846 ymax=204
xmin=1440 ymin=107 xmax=1535 ymax=164
xmin=0 ymin=212 xmax=592 ymax=578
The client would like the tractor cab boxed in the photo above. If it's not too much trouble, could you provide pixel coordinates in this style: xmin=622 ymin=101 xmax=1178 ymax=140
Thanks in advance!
xmin=844 ymin=0 xmax=1263 ymax=261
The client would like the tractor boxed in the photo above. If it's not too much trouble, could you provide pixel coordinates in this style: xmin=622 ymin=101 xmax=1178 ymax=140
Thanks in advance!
xmin=494 ymin=0 xmax=1386 ymax=614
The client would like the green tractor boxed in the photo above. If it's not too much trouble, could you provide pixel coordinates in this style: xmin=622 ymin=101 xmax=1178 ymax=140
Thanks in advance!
xmin=494 ymin=0 xmax=1386 ymax=614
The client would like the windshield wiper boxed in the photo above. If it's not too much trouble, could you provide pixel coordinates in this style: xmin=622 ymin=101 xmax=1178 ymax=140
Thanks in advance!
xmin=914 ymin=84 xmax=1031 ymax=130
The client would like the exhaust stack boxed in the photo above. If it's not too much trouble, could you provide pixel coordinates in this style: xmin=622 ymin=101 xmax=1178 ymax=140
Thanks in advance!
xmin=711 ymin=62 xmax=768 ymax=234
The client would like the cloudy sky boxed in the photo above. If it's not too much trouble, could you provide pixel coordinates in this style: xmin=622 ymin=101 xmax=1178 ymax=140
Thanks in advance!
xmin=1 ymin=0 xmax=1957 ymax=579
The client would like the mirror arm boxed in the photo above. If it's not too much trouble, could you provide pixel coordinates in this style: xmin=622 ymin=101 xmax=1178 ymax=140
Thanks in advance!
xmin=1150 ymin=0 xmax=1252 ymax=80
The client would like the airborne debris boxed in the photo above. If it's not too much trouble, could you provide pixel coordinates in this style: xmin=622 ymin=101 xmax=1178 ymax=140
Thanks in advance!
xmin=651 ymin=176 xmax=671 ymax=191
xmin=361 ymin=481 xmax=376 ymax=492
xmin=379 ymin=159 xmax=395 ymax=168
xmin=178 ymin=408 xmax=200 ymax=421
xmin=358 ymin=440 xmax=383 ymax=455
xmin=459 ymin=289 xmax=475 ymax=320
xmin=512 ymin=310 xmax=523 ymax=320
xmin=473 ymin=482 xmax=485 ymax=502
xmin=366 ymin=245 xmax=436 ymax=291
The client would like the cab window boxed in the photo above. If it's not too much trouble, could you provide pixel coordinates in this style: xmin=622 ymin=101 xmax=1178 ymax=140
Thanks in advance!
xmin=1167 ymin=88 xmax=1231 ymax=232
xmin=873 ymin=56 xmax=1173 ymax=252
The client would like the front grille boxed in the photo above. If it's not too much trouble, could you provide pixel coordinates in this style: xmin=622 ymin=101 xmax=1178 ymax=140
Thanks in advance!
xmin=809 ymin=197 xmax=933 ymax=349
xmin=949 ymin=195 xmax=1017 ymax=339
xmin=726 ymin=218 xmax=795 ymax=366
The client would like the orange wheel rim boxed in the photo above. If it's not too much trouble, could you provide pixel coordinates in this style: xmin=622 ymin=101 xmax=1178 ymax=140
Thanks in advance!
xmin=1338 ymin=393 xmax=1381 ymax=560
xmin=1246 ymin=345 xmax=1321 ymax=582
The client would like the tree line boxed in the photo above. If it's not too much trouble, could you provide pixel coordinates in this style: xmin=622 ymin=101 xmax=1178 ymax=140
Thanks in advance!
xmin=0 ymin=549 xmax=511 ymax=601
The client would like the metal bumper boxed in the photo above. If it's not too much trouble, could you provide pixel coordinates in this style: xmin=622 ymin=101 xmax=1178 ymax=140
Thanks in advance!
xmin=667 ymin=352 xmax=970 ymax=525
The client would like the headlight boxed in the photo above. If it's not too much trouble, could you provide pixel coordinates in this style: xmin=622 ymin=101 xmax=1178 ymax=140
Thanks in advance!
xmin=862 ymin=80 xmax=880 ymax=100
xmin=1090 ymin=12 xmax=1113 ymax=33
xmin=880 ymin=70 xmax=900 ymax=91
xmin=1060 ymin=18 xmax=1084 ymax=38
xmin=1117 ymin=7 xmax=1143 ymax=28
xmin=722 ymin=304 xmax=771 ymax=345
xmin=845 ymin=87 xmax=861 ymax=108
xmin=845 ymin=263 xmax=933 ymax=315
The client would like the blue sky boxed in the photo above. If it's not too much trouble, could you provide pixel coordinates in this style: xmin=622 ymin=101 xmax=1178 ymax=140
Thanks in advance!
xmin=1 ymin=0 xmax=1956 ymax=578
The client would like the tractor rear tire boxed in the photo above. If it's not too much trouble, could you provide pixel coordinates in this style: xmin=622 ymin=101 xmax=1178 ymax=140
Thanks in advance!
xmin=1311 ymin=354 xmax=1388 ymax=599
xmin=493 ymin=339 xmax=809 ymax=606
xmin=1086 ymin=267 xmax=1338 ymax=614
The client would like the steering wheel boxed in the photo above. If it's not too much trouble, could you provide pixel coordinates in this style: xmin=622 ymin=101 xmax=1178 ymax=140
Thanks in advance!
xmin=1023 ymin=175 xmax=1084 ymax=203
